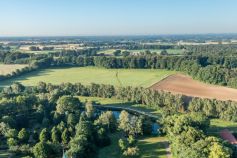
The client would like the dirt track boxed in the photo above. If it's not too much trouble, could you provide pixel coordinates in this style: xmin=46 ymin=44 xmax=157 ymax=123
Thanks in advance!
xmin=150 ymin=74 xmax=237 ymax=102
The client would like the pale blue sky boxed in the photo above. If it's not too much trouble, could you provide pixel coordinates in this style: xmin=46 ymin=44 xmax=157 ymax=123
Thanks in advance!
xmin=0 ymin=0 xmax=237 ymax=36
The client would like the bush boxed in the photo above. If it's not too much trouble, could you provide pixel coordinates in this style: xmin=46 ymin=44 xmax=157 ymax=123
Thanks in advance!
xmin=7 ymin=138 xmax=18 ymax=147
xmin=123 ymin=147 xmax=140 ymax=157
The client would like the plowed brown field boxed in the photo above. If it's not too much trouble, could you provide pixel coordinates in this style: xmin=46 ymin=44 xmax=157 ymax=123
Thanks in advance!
xmin=150 ymin=74 xmax=237 ymax=102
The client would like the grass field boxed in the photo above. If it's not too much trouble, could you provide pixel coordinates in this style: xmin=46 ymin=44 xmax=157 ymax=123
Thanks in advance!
xmin=138 ymin=137 xmax=168 ymax=158
xmin=98 ymin=133 xmax=168 ymax=158
xmin=0 ymin=64 xmax=28 ymax=75
xmin=0 ymin=67 xmax=175 ymax=87
xmin=98 ymin=48 xmax=184 ymax=55
xmin=20 ymin=50 xmax=58 ymax=54
xmin=207 ymin=119 xmax=237 ymax=136
xmin=78 ymin=96 xmax=162 ymax=118
xmin=0 ymin=151 xmax=10 ymax=158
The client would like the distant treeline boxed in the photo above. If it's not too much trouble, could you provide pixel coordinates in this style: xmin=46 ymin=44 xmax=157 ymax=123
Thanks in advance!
xmin=103 ymin=43 xmax=183 ymax=50
xmin=185 ymin=44 xmax=237 ymax=56
xmin=2 ymin=48 xmax=237 ymax=88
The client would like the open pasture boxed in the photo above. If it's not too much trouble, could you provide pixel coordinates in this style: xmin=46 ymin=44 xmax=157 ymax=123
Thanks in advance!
xmin=0 ymin=64 xmax=28 ymax=75
xmin=98 ymin=133 xmax=168 ymax=158
xmin=0 ymin=67 xmax=175 ymax=87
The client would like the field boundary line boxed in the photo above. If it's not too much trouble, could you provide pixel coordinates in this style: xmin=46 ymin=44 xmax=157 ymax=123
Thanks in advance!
xmin=148 ymin=73 xmax=177 ymax=89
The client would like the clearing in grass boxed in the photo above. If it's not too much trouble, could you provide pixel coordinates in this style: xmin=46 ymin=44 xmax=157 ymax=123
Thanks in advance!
xmin=98 ymin=133 xmax=168 ymax=158
xmin=207 ymin=119 xmax=237 ymax=136
xmin=0 ymin=64 xmax=28 ymax=75
xmin=0 ymin=67 xmax=175 ymax=87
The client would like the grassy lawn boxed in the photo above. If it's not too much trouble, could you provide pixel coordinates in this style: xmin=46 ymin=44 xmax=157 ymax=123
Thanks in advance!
xmin=98 ymin=133 xmax=168 ymax=158
xmin=23 ymin=50 xmax=58 ymax=54
xmin=207 ymin=119 xmax=237 ymax=136
xmin=0 ymin=64 xmax=28 ymax=75
xmin=79 ymin=96 xmax=125 ymax=105
xmin=98 ymin=133 xmax=122 ymax=158
xmin=0 ymin=67 xmax=175 ymax=87
xmin=0 ymin=151 xmax=11 ymax=158
xmin=138 ymin=137 xmax=168 ymax=158
xmin=98 ymin=49 xmax=117 ymax=55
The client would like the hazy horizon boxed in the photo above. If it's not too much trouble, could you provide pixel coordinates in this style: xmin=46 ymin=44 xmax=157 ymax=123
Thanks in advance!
xmin=1 ymin=0 xmax=237 ymax=36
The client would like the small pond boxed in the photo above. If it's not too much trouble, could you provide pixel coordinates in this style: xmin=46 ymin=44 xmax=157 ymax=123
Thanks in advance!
xmin=101 ymin=110 xmax=160 ymax=135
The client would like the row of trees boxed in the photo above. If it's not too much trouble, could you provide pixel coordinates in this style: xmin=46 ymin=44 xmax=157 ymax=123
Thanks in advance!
xmin=29 ymin=46 xmax=54 ymax=51
xmin=185 ymin=44 xmax=237 ymax=56
xmin=189 ymin=98 xmax=237 ymax=122
xmin=3 ymin=82 xmax=237 ymax=123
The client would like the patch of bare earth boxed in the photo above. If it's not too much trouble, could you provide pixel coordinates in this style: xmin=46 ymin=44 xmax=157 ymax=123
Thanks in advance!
xmin=0 ymin=64 xmax=28 ymax=75
xmin=150 ymin=74 xmax=237 ymax=102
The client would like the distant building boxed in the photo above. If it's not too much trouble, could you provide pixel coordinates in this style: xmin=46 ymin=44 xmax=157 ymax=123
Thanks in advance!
xmin=220 ymin=129 xmax=237 ymax=146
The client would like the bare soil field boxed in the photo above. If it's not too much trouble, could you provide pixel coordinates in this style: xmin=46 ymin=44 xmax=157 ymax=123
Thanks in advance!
xmin=0 ymin=64 xmax=28 ymax=75
xmin=151 ymin=74 xmax=237 ymax=102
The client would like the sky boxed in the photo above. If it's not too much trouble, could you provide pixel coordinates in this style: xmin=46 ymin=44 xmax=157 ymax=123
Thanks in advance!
xmin=0 ymin=0 xmax=237 ymax=36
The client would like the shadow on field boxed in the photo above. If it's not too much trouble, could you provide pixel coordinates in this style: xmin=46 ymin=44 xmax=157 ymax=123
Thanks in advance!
xmin=102 ymin=102 xmax=157 ymax=113
xmin=0 ymin=69 xmax=55 ymax=87
xmin=138 ymin=140 xmax=168 ymax=157
xmin=207 ymin=125 xmax=237 ymax=135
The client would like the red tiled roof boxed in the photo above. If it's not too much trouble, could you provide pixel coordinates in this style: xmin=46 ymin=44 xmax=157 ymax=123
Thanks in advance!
xmin=220 ymin=129 xmax=237 ymax=145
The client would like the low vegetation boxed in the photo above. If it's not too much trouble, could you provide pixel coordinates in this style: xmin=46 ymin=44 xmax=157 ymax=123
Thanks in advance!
xmin=0 ymin=64 xmax=27 ymax=75
xmin=0 ymin=67 xmax=175 ymax=87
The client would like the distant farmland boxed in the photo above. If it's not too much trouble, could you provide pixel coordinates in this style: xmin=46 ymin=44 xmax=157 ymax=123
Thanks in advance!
xmin=0 ymin=64 xmax=28 ymax=75
xmin=0 ymin=67 xmax=175 ymax=87
xmin=98 ymin=48 xmax=184 ymax=55
xmin=151 ymin=74 xmax=237 ymax=102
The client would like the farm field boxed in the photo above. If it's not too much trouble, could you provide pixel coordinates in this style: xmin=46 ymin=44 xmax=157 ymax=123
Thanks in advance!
xmin=0 ymin=64 xmax=28 ymax=75
xmin=98 ymin=133 xmax=168 ymax=158
xmin=98 ymin=48 xmax=184 ymax=55
xmin=151 ymin=74 xmax=237 ymax=101
xmin=18 ymin=50 xmax=58 ymax=54
xmin=0 ymin=67 xmax=175 ymax=87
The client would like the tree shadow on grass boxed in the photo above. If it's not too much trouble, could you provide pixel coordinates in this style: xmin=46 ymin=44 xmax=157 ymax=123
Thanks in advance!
xmin=207 ymin=125 xmax=237 ymax=136
xmin=102 ymin=102 xmax=158 ymax=113
xmin=0 ymin=69 xmax=55 ymax=87
xmin=138 ymin=140 xmax=169 ymax=158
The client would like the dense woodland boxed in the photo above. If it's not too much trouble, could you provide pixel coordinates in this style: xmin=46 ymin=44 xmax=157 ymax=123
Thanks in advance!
xmin=0 ymin=82 xmax=236 ymax=157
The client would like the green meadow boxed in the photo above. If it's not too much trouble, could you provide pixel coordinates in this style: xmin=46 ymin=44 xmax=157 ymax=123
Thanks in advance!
xmin=98 ymin=133 xmax=168 ymax=158
xmin=0 ymin=67 xmax=175 ymax=87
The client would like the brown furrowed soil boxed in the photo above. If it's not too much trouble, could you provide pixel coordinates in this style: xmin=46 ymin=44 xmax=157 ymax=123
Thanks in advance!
xmin=0 ymin=64 xmax=28 ymax=75
xmin=150 ymin=74 xmax=237 ymax=102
